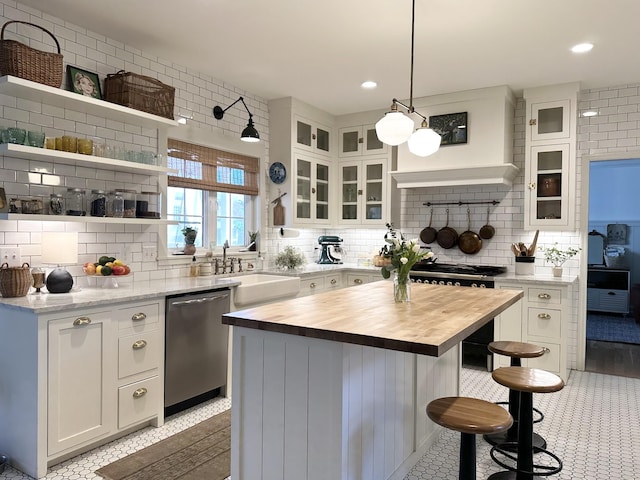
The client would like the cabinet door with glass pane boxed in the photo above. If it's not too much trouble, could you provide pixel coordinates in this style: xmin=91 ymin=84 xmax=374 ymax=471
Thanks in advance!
xmin=529 ymin=99 xmax=571 ymax=142
xmin=295 ymin=116 xmax=331 ymax=156
xmin=525 ymin=144 xmax=572 ymax=230
xmin=339 ymin=124 xmax=387 ymax=158
xmin=294 ymin=156 xmax=331 ymax=225
xmin=338 ymin=158 xmax=387 ymax=225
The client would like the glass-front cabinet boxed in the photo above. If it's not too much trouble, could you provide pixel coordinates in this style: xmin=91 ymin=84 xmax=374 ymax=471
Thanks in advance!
xmin=528 ymin=99 xmax=571 ymax=142
xmin=338 ymin=124 xmax=387 ymax=158
xmin=294 ymin=156 xmax=331 ymax=224
xmin=295 ymin=115 xmax=331 ymax=156
xmin=338 ymin=158 xmax=387 ymax=225
xmin=525 ymin=144 xmax=571 ymax=230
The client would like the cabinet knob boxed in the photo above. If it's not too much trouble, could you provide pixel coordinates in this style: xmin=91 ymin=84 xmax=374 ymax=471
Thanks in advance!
xmin=310 ymin=282 xmax=316 ymax=289
xmin=73 ymin=316 xmax=91 ymax=326
xmin=357 ymin=189 xmax=363 ymax=195
xmin=330 ymin=278 xmax=337 ymax=285
xmin=538 ymin=313 xmax=552 ymax=320
xmin=543 ymin=347 xmax=551 ymax=354
xmin=528 ymin=182 xmax=537 ymax=190
xmin=358 ymin=137 xmax=364 ymax=144
xmin=132 ymin=340 xmax=147 ymax=350
xmin=538 ymin=293 xmax=551 ymax=299
xmin=312 ymin=133 xmax=316 ymax=140
xmin=529 ymin=118 xmax=537 ymax=126
xmin=132 ymin=387 xmax=148 ymax=398
xmin=354 ymin=278 xmax=363 ymax=285
xmin=312 ymin=187 xmax=316 ymax=194
xmin=131 ymin=312 xmax=147 ymax=321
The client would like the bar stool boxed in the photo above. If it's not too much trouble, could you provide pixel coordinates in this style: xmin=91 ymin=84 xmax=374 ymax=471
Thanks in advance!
xmin=427 ymin=397 xmax=513 ymax=480
xmin=488 ymin=367 xmax=564 ymax=480
xmin=484 ymin=341 xmax=548 ymax=451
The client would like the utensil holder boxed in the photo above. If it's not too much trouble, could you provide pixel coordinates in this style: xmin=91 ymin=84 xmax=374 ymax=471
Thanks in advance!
xmin=515 ymin=256 xmax=535 ymax=275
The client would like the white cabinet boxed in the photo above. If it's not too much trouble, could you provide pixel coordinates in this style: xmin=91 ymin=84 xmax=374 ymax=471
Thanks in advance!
xmin=338 ymin=158 xmax=388 ymax=225
xmin=0 ymin=75 xmax=178 ymax=224
xmin=48 ymin=309 xmax=115 ymax=456
xmin=338 ymin=124 xmax=387 ymax=158
xmin=494 ymin=281 xmax=571 ymax=381
xmin=293 ymin=155 xmax=332 ymax=225
xmin=524 ymin=84 xmax=579 ymax=231
xmin=299 ymin=272 xmax=343 ymax=296
xmin=345 ymin=271 xmax=379 ymax=286
xmin=296 ymin=115 xmax=332 ymax=156
xmin=587 ymin=268 xmax=630 ymax=314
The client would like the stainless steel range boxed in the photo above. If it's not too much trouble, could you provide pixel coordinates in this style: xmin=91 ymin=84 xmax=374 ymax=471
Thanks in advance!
xmin=410 ymin=261 xmax=507 ymax=370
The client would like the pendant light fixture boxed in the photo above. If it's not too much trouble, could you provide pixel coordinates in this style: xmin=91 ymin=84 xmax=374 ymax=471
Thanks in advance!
xmin=213 ymin=96 xmax=260 ymax=142
xmin=375 ymin=0 xmax=441 ymax=157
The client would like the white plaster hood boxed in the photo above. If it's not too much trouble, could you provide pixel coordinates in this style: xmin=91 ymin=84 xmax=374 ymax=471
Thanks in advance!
xmin=390 ymin=86 xmax=519 ymax=188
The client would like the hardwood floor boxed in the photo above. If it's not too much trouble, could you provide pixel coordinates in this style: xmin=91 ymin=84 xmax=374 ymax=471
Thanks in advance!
xmin=585 ymin=339 xmax=640 ymax=378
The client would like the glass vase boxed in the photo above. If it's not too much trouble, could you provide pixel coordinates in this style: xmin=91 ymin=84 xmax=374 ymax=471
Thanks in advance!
xmin=393 ymin=272 xmax=411 ymax=303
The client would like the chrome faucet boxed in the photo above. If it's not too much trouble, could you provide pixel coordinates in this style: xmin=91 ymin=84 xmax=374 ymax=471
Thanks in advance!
xmin=223 ymin=240 xmax=229 ymax=264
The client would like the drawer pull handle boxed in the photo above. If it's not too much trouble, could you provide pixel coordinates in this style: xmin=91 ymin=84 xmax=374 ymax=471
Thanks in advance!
xmin=310 ymin=282 xmax=316 ymax=288
xmin=73 ymin=317 xmax=91 ymax=326
xmin=354 ymin=278 xmax=363 ymax=285
xmin=330 ymin=279 xmax=337 ymax=285
xmin=131 ymin=312 xmax=147 ymax=321
xmin=537 ymin=293 xmax=551 ymax=299
xmin=538 ymin=313 xmax=551 ymax=320
xmin=132 ymin=340 xmax=147 ymax=350
xmin=133 ymin=387 xmax=147 ymax=398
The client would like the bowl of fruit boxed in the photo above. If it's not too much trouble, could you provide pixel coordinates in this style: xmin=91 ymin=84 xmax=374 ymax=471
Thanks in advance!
xmin=83 ymin=256 xmax=131 ymax=276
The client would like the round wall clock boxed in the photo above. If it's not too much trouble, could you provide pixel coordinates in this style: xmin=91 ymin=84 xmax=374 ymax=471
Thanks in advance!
xmin=269 ymin=162 xmax=287 ymax=184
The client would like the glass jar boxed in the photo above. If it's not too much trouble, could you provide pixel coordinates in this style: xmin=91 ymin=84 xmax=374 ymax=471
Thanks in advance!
xmin=107 ymin=191 xmax=124 ymax=218
xmin=65 ymin=188 xmax=85 ymax=216
xmin=21 ymin=196 xmax=44 ymax=214
xmin=122 ymin=190 xmax=137 ymax=218
xmin=136 ymin=191 xmax=161 ymax=218
xmin=90 ymin=189 xmax=107 ymax=217
xmin=49 ymin=193 xmax=65 ymax=215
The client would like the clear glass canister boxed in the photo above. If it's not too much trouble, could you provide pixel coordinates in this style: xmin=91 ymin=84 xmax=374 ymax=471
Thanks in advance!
xmin=65 ymin=188 xmax=85 ymax=216
xmin=108 ymin=191 xmax=124 ymax=218
xmin=49 ymin=193 xmax=65 ymax=215
xmin=122 ymin=189 xmax=137 ymax=218
xmin=90 ymin=189 xmax=107 ymax=217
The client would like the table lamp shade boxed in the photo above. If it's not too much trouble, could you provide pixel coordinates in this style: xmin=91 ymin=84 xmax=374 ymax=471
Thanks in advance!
xmin=42 ymin=232 xmax=78 ymax=293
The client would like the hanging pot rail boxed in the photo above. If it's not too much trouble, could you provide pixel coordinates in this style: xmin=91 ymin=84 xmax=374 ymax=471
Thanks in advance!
xmin=423 ymin=200 xmax=500 ymax=206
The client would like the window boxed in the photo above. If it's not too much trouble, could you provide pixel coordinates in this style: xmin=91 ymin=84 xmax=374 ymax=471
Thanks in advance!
xmin=167 ymin=139 xmax=259 ymax=250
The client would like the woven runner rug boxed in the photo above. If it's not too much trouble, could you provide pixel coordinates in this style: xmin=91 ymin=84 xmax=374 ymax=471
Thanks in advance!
xmin=586 ymin=313 xmax=640 ymax=344
xmin=95 ymin=410 xmax=230 ymax=480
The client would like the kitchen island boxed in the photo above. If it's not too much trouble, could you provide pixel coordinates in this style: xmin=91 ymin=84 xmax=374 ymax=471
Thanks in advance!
xmin=223 ymin=280 xmax=523 ymax=480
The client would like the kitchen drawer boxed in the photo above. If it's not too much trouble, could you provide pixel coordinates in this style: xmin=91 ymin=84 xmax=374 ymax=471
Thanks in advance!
xmin=118 ymin=330 xmax=161 ymax=379
xmin=527 ymin=287 xmax=562 ymax=306
xmin=118 ymin=375 xmax=161 ymax=429
xmin=117 ymin=302 xmax=159 ymax=332
xmin=527 ymin=307 xmax=562 ymax=338
xmin=300 ymin=276 xmax=326 ymax=295
xmin=346 ymin=273 xmax=374 ymax=286
xmin=525 ymin=342 xmax=560 ymax=374
xmin=325 ymin=274 xmax=342 ymax=290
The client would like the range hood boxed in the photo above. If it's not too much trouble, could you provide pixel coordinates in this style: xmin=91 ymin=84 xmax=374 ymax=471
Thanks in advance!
xmin=390 ymin=163 xmax=520 ymax=188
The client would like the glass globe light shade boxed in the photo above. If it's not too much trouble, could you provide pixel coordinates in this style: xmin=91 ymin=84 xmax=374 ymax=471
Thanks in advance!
xmin=375 ymin=111 xmax=414 ymax=146
xmin=407 ymin=125 xmax=442 ymax=157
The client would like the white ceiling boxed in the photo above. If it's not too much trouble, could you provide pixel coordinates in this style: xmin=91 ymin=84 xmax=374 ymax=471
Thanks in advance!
xmin=20 ymin=0 xmax=640 ymax=116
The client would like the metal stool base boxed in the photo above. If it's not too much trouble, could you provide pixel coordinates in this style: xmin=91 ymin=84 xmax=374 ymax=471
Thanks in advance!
xmin=483 ymin=431 xmax=547 ymax=451
xmin=489 ymin=442 xmax=563 ymax=479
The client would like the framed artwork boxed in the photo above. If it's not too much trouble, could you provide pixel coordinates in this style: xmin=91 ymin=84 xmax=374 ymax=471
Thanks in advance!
xmin=0 ymin=187 xmax=8 ymax=213
xmin=66 ymin=65 xmax=102 ymax=100
xmin=429 ymin=112 xmax=468 ymax=145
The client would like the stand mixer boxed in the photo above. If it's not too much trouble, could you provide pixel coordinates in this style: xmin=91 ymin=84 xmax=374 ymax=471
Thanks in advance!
xmin=317 ymin=236 xmax=344 ymax=264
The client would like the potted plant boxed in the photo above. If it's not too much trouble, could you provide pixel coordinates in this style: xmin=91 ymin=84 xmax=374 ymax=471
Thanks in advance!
xmin=274 ymin=246 xmax=306 ymax=271
xmin=182 ymin=226 xmax=198 ymax=255
xmin=541 ymin=242 xmax=580 ymax=277
xmin=248 ymin=231 xmax=258 ymax=251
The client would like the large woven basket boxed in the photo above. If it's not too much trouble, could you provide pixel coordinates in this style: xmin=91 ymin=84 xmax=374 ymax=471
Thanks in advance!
xmin=0 ymin=20 xmax=63 ymax=88
xmin=104 ymin=70 xmax=175 ymax=119
xmin=0 ymin=262 xmax=31 ymax=298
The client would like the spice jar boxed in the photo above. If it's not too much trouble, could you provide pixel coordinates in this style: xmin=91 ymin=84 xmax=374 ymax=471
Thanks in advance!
xmin=49 ymin=193 xmax=65 ymax=215
xmin=65 ymin=188 xmax=85 ymax=216
xmin=122 ymin=190 xmax=137 ymax=218
xmin=90 ymin=190 xmax=107 ymax=217
xmin=107 ymin=191 xmax=124 ymax=218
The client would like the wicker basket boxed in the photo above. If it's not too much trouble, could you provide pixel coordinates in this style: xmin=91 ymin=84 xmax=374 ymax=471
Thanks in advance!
xmin=104 ymin=70 xmax=175 ymax=119
xmin=0 ymin=262 xmax=31 ymax=298
xmin=0 ymin=20 xmax=63 ymax=88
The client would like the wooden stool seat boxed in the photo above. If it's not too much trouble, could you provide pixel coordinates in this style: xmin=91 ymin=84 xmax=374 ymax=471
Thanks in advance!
xmin=492 ymin=367 xmax=564 ymax=394
xmin=428 ymin=397 xmax=513 ymax=479
xmin=488 ymin=341 xmax=546 ymax=359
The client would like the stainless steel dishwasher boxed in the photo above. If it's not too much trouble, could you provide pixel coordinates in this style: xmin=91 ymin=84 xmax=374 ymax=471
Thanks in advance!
xmin=165 ymin=289 xmax=230 ymax=415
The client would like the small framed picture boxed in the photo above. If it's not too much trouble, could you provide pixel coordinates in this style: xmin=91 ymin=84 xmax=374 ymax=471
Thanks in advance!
xmin=429 ymin=112 xmax=468 ymax=145
xmin=0 ymin=187 xmax=8 ymax=213
xmin=66 ymin=65 xmax=102 ymax=100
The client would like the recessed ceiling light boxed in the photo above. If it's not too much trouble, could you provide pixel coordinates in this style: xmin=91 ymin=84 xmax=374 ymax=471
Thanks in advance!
xmin=361 ymin=81 xmax=377 ymax=89
xmin=571 ymin=43 xmax=594 ymax=53
xmin=582 ymin=110 xmax=598 ymax=117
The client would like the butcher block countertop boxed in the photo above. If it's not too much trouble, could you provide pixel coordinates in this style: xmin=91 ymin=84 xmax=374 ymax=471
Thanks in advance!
xmin=223 ymin=280 xmax=523 ymax=357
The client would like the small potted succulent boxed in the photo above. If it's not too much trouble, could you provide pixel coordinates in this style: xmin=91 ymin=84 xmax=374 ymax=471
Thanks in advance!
xmin=182 ymin=226 xmax=198 ymax=255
